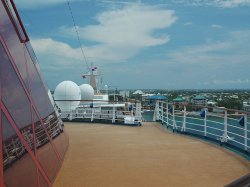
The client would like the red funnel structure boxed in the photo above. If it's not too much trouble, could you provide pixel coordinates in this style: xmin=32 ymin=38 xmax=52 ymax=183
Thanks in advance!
xmin=0 ymin=0 xmax=69 ymax=186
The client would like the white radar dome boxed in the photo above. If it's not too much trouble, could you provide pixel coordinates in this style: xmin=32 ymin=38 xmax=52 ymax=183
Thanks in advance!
xmin=54 ymin=81 xmax=81 ymax=112
xmin=79 ymin=84 xmax=94 ymax=100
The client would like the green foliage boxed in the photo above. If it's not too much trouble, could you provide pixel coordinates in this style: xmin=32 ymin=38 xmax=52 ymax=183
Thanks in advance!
xmin=217 ymin=98 xmax=243 ymax=110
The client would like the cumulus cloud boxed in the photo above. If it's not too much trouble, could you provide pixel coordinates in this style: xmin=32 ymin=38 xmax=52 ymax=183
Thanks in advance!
xmin=211 ymin=24 xmax=223 ymax=28
xmin=80 ymin=5 xmax=175 ymax=46
xmin=31 ymin=29 xmax=250 ymax=89
xmin=161 ymin=29 xmax=250 ymax=88
xmin=184 ymin=22 xmax=193 ymax=26
xmin=31 ymin=38 xmax=81 ymax=63
xmin=59 ymin=4 xmax=177 ymax=62
xmin=174 ymin=0 xmax=250 ymax=8
xmin=215 ymin=0 xmax=250 ymax=8
xmin=212 ymin=79 xmax=250 ymax=84
xmin=167 ymin=41 xmax=233 ymax=66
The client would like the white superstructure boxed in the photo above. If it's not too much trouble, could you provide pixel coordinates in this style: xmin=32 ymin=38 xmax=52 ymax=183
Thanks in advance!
xmin=53 ymin=66 xmax=142 ymax=125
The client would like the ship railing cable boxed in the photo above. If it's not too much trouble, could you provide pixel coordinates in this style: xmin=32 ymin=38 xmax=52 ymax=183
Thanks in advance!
xmin=67 ymin=0 xmax=90 ymax=71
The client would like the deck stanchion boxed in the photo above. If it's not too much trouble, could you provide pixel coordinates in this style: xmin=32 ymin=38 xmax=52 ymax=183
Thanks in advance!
xmin=112 ymin=105 xmax=115 ymax=123
xmin=173 ymin=105 xmax=176 ymax=132
xmin=224 ymin=110 xmax=227 ymax=139
xmin=161 ymin=102 xmax=164 ymax=124
xmin=91 ymin=108 xmax=94 ymax=122
xmin=166 ymin=103 xmax=169 ymax=127
xmin=220 ymin=110 xmax=228 ymax=145
xmin=204 ymin=109 xmax=207 ymax=137
xmin=153 ymin=101 xmax=159 ymax=121
xmin=244 ymin=114 xmax=248 ymax=151
xmin=182 ymin=106 xmax=186 ymax=132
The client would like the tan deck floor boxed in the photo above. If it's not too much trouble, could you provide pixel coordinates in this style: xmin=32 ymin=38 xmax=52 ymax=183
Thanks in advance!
xmin=54 ymin=122 xmax=250 ymax=187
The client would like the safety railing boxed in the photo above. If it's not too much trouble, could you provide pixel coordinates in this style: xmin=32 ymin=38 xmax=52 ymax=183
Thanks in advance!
xmin=56 ymin=101 xmax=143 ymax=125
xmin=154 ymin=101 xmax=250 ymax=153
xmin=2 ymin=112 xmax=64 ymax=169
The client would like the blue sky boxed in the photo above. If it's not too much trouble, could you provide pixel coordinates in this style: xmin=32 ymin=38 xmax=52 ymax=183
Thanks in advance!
xmin=17 ymin=0 xmax=250 ymax=90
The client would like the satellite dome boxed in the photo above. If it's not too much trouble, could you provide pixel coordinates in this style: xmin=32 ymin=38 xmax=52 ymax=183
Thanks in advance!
xmin=79 ymin=84 xmax=94 ymax=100
xmin=54 ymin=81 xmax=81 ymax=112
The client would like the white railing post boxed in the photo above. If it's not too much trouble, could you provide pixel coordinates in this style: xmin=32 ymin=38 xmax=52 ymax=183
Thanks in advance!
xmin=224 ymin=110 xmax=227 ymax=139
xmin=173 ymin=105 xmax=176 ymax=131
xmin=135 ymin=102 xmax=142 ymax=122
xmin=161 ymin=102 xmax=164 ymax=124
xmin=91 ymin=108 xmax=94 ymax=122
xmin=69 ymin=111 xmax=72 ymax=121
xmin=204 ymin=109 xmax=207 ymax=137
xmin=220 ymin=110 xmax=228 ymax=144
xmin=166 ymin=103 xmax=169 ymax=127
xmin=112 ymin=106 xmax=115 ymax=123
xmin=153 ymin=101 xmax=160 ymax=121
xmin=181 ymin=106 xmax=186 ymax=132
xmin=244 ymin=114 xmax=248 ymax=151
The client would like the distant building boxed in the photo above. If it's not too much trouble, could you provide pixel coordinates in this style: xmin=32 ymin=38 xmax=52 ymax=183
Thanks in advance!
xmin=145 ymin=95 xmax=167 ymax=107
xmin=192 ymin=95 xmax=207 ymax=106
xmin=132 ymin=90 xmax=145 ymax=101
xmin=230 ymin=95 xmax=239 ymax=99
xmin=173 ymin=96 xmax=187 ymax=105
xmin=207 ymin=101 xmax=217 ymax=106
xmin=133 ymin=90 xmax=144 ymax=95
xmin=120 ymin=90 xmax=130 ymax=98
xmin=243 ymin=104 xmax=250 ymax=112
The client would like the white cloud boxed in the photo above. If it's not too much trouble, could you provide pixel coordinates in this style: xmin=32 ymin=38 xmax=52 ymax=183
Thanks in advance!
xmin=215 ymin=0 xmax=250 ymax=8
xmin=59 ymin=4 xmax=177 ymax=62
xmin=31 ymin=38 xmax=82 ymax=65
xmin=213 ymin=79 xmax=250 ymax=84
xmin=211 ymin=24 xmax=223 ymax=28
xmin=184 ymin=22 xmax=193 ymax=26
xmin=81 ymin=4 xmax=175 ymax=46
xmin=167 ymin=41 xmax=233 ymax=66
xmin=165 ymin=30 xmax=250 ymax=79
xmin=174 ymin=0 xmax=250 ymax=8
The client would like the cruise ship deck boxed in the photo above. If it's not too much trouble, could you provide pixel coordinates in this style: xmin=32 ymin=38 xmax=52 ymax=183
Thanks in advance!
xmin=54 ymin=122 xmax=250 ymax=187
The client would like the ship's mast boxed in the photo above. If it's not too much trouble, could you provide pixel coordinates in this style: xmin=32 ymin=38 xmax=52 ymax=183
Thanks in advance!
xmin=90 ymin=67 xmax=98 ymax=93
xmin=82 ymin=63 xmax=101 ymax=94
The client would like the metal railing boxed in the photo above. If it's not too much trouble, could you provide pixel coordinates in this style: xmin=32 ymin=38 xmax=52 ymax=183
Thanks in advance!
xmin=57 ymin=101 xmax=143 ymax=125
xmin=154 ymin=101 xmax=250 ymax=153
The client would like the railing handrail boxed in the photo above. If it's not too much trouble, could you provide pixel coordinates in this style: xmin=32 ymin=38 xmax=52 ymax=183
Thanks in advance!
xmin=155 ymin=101 xmax=249 ymax=154
xmin=167 ymin=102 xmax=250 ymax=115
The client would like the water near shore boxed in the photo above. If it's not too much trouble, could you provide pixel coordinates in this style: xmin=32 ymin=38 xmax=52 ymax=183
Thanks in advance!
xmin=142 ymin=110 xmax=154 ymax=121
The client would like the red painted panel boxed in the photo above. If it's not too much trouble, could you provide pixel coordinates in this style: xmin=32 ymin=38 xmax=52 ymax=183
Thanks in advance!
xmin=26 ymin=49 xmax=54 ymax=118
xmin=38 ymin=170 xmax=49 ymax=187
xmin=0 ymin=36 xmax=62 ymax=164
xmin=1 ymin=105 xmax=51 ymax=186
xmin=32 ymin=109 xmax=61 ymax=182
xmin=0 ymin=1 xmax=69 ymax=186
xmin=1 ymin=112 xmax=38 ymax=187
xmin=0 ymin=41 xmax=32 ymax=131
xmin=0 ymin=106 xmax=4 ymax=187
xmin=0 ymin=2 xmax=29 ymax=88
